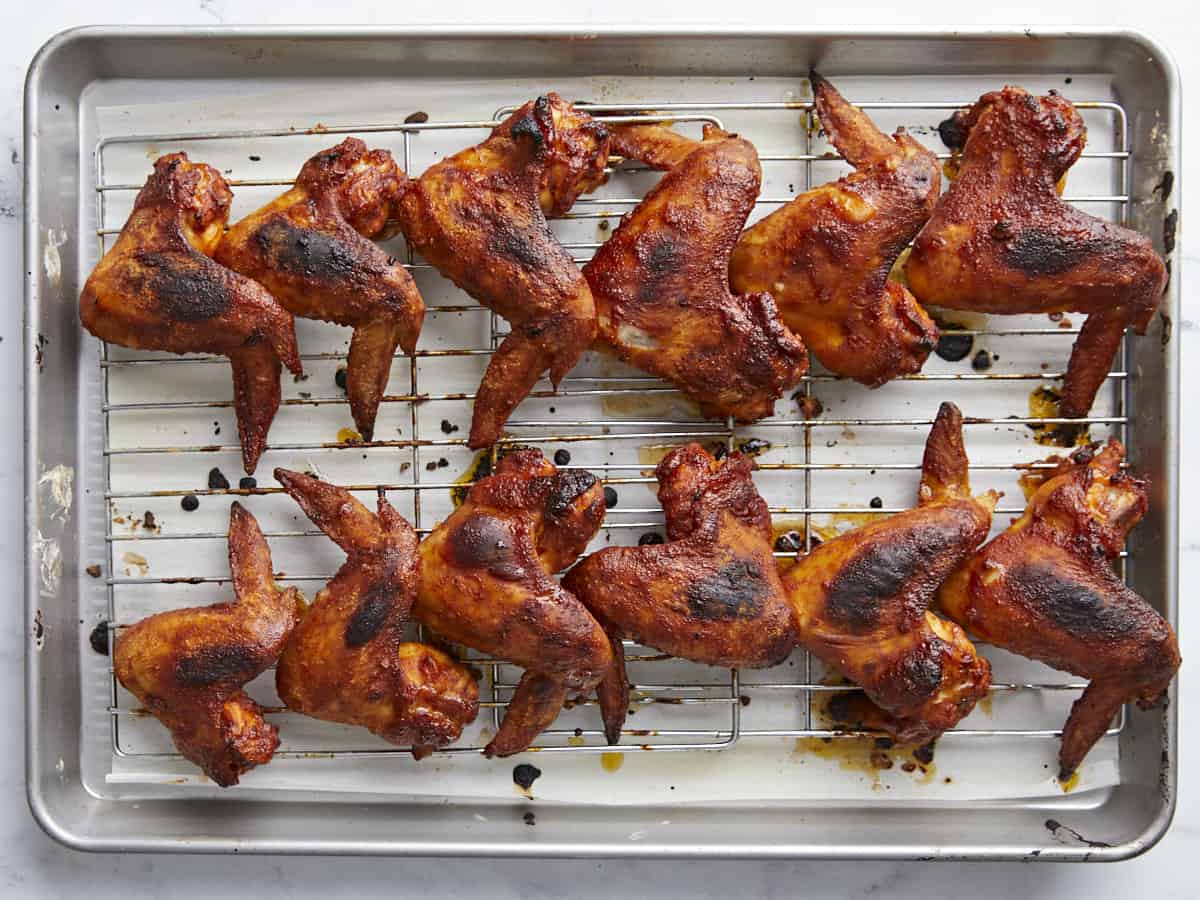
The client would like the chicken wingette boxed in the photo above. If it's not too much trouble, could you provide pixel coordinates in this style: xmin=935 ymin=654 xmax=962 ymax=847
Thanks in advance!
xmin=564 ymin=444 xmax=795 ymax=742
xmin=904 ymin=87 xmax=1168 ymax=431
xmin=783 ymin=403 xmax=996 ymax=742
xmin=730 ymin=72 xmax=939 ymax=385
xmin=415 ymin=449 xmax=612 ymax=755
xmin=113 ymin=503 xmax=301 ymax=786
xmin=584 ymin=123 xmax=808 ymax=420
xmin=396 ymin=95 xmax=610 ymax=448
xmin=938 ymin=440 xmax=1180 ymax=777
xmin=80 ymin=153 xmax=302 ymax=474
xmin=217 ymin=138 xmax=425 ymax=440
xmin=274 ymin=470 xmax=479 ymax=756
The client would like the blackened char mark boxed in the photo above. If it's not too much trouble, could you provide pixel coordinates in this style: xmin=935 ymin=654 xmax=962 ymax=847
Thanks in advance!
xmin=633 ymin=235 xmax=681 ymax=304
xmin=488 ymin=219 xmax=552 ymax=270
xmin=544 ymin=470 xmax=598 ymax=519
xmin=253 ymin=218 xmax=363 ymax=282
xmin=999 ymin=228 xmax=1102 ymax=277
xmin=448 ymin=514 xmax=525 ymax=581
xmin=685 ymin=560 xmax=766 ymax=621
xmin=824 ymin=523 xmax=964 ymax=632
xmin=1011 ymin=563 xmax=1144 ymax=640
xmin=174 ymin=643 xmax=258 ymax=687
xmin=135 ymin=251 xmax=234 ymax=322
xmin=344 ymin=582 xmax=393 ymax=647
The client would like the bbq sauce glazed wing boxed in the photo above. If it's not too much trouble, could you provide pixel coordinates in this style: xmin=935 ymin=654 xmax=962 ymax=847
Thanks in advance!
xmin=729 ymin=72 xmax=940 ymax=386
xmin=396 ymin=95 xmax=610 ymax=448
xmin=113 ymin=503 xmax=302 ymax=786
xmin=80 ymin=153 xmax=302 ymax=474
xmin=415 ymin=449 xmax=612 ymax=756
xmin=273 ymin=470 xmax=479 ymax=756
xmin=564 ymin=444 xmax=795 ymax=743
xmin=904 ymin=87 xmax=1167 ymax=423
xmin=584 ymin=124 xmax=808 ymax=421
xmin=937 ymin=440 xmax=1180 ymax=777
xmin=783 ymin=403 xmax=996 ymax=743
xmin=217 ymin=138 xmax=425 ymax=440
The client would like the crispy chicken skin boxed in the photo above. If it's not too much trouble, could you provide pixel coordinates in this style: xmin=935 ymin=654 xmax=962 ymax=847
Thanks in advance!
xmin=584 ymin=123 xmax=808 ymax=420
xmin=730 ymin=72 xmax=940 ymax=386
xmin=904 ymin=87 xmax=1167 ymax=423
xmin=113 ymin=503 xmax=302 ymax=786
xmin=217 ymin=138 xmax=425 ymax=440
xmin=564 ymin=444 xmax=795 ymax=742
xmin=938 ymin=440 xmax=1180 ymax=777
xmin=783 ymin=403 xmax=996 ymax=743
xmin=415 ymin=449 xmax=612 ymax=756
xmin=397 ymin=95 xmax=610 ymax=448
xmin=80 ymin=154 xmax=302 ymax=474
xmin=273 ymin=470 xmax=479 ymax=756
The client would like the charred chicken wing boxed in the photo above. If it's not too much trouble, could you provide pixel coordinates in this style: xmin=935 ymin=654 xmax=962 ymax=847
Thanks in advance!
xmin=783 ymin=403 xmax=996 ymax=743
xmin=217 ymin=138 xmax=425 ymax=440
xmin=396 ymin=95 xmax=610 ymax=448
xmin=274 ymin=470 xmax=479 ymax=756
xmin=730 ymin=72 xmax=940 ymax=385
xmin=938 ymin=440 xmax=1180 ymax=777
xmin=564 ymin=444 xmax=795 ymax=742
xmin=584 ymin=123 xmax=808 ymax=420
xmin=113 ymin=503 xmax=301 ymax=786
xmin=80 ymin=154 xmax=302 ymax=474
xmin=904 ymin=87 xmax=1168 ymax=426
xmin=415 ymin=449 xmax=612 ymax=755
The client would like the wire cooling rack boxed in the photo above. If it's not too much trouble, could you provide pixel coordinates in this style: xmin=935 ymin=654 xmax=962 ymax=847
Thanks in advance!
xmin=90 ymin=89 xmax=1130 ymax=764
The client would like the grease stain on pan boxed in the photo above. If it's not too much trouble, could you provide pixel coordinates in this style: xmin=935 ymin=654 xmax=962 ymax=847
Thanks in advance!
xmin=34 ymin=530 xmax=62 ymax=601
xmin=42 ymin=227 xmax=68 ymax=288
xmin=38 ymin=464 xmax=74 ymax=524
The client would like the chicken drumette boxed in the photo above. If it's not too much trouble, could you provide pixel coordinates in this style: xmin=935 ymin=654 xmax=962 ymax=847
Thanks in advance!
xmin=396 ymin=95 xmax=610 ymax=448
xmin=564 ymin=444 xmax=795 ymax=742
xmin=274 ymin=470 xmax=479 ymax=756
xmin=80 ymin=154 xmax=302 ymax=474
xmin=730 ymin=72 xmax=940 ymax=385
xmin=938 ymin=440 xmax=1180 ymax=777
xmin=415 ymin=449 xmax=612 ymax=755
xmin=904 ymin=87 xmax=1168 ymax=429
xmin=217 ymin=138 xmax=425 ymax=440
xmin=584 ymin=123 xmax=808 ymax=420
xmin=783 ymin=403 xmax=996 ymax=743
xmin=113 ymin=503 xmax=302 ymax=786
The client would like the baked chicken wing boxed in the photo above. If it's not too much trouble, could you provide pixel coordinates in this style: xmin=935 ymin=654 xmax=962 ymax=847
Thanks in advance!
xmin=904 ymin=87 xmax=1168 ymax=425
xmin=584 ymin=123 xmax=808 ymax=420
xmin=783 ymin=403 xmax=996 ymax=742
xmin=397 ymin=95 xmax=610 ymax=448
xmin=217 ymin=138 xmax=425 ymax=440
xmin=729 ymin=72 xmax=940 ymax=385
xmin=274 ymin=470 xmax=479 ymax=756
xmin=80 ymin=154 xmax=302 ymax=474
xmin=415 ymin=449 xmax=612 ymax=756
xmin=564 ymin=444 xmax=795 ymax=742
xmin=938 ymin=440 xmax=1180 ymax=777
xmin=113 ymin=503 xmax=301 ymax=786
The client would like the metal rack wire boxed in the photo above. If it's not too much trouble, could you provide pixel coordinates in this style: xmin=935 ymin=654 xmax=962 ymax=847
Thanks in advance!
xmin=93 ymin=91 xmax=1131 ymax=764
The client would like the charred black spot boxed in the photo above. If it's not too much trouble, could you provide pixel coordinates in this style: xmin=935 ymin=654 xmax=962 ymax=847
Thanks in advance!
xmin=897 ymin=649 xmax=944 ymax=703
xmin=136 ymin=251 xmax=234 ymax=322
xmin=1163 ymin=209 xmax=1178 ymax=255
xmin=685 ymin=560 xmax=766 ymax=621
xmin=89 ymin=621 xmax=110 ymax=656
xmin=825 ymin=526 xmax=961 ymax=631
xmin=1152 ymin=170 xmax=1174 ymax=202
xmin=254 ymin=219 xmax=362 ymax=282
xmin=512 ymin=763 xmax=542 ymax=790
xmin=345 ymin=582 xmax=393 ymax=647
xmin=937 ymin=113 xmax=969 ymax=150
xmin=1011 ymin=564 xmax=1139 ymax=638
xmin=175 ymin=644 xmax=257 ymax=686
xmin=449 ymin=514 xmax=524 ymax=580
xmin=999 ymin=228 xmax=1099 ymax=277
xmin=509 ymin=104 xmax=545 ymax=149
xmin=545 ymin=470 xmax=598 ymax=519
xmin=488 ymin=220 xmax=549 ymax=269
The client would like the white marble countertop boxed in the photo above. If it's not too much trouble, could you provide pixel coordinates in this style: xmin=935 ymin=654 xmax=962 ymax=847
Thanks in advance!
xmin=2 ymin=1 xmax=1195 ymax=896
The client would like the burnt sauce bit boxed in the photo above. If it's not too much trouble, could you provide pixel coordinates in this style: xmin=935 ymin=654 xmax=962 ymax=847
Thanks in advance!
xmin=89 ymin=621 xmax=110 ymax=655
xmin=512 ymin=763 xmax=542 ymax=790
xmin=208 ymin=467 xmax=231 ymax=490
